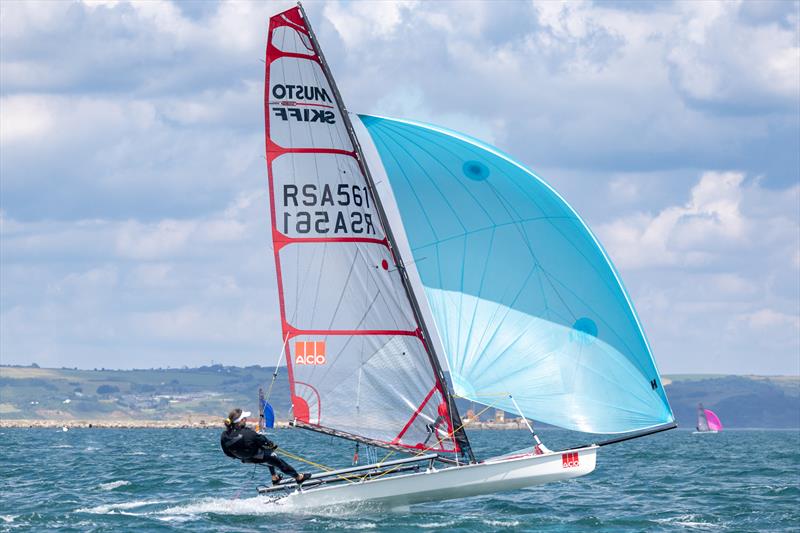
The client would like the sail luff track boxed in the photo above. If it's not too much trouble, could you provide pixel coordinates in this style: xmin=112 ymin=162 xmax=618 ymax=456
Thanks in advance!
xmin=295 ymin=4 xmax=475 ymax=463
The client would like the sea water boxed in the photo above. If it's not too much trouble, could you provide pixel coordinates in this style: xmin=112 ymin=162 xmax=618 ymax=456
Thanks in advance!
xmin=0 ymin=428 xmax=797 ymax=531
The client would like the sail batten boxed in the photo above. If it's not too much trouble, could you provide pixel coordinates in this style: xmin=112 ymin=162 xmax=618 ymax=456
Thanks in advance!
xmin=356 ymin=114 xmax=675 ymax=435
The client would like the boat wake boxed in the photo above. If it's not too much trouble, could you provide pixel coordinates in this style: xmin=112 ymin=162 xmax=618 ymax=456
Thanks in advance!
xmin=74 ymin=495 xmax=368 ymax=521
xmin=75 ymin=500 xmax=166 ymax=515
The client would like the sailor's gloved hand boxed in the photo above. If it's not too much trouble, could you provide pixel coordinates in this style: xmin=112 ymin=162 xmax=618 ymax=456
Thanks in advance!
xmin=263 ymin=441 xmax=278 ymax=452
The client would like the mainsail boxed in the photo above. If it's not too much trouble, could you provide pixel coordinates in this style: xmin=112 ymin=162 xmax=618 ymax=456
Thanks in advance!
xmin=696 ymin=404 xmax=709 ymax=432
xmin=264 ymin=7 xmax=471 ymax=457
xmin=355 ymin=115 xmax=675 ymax=435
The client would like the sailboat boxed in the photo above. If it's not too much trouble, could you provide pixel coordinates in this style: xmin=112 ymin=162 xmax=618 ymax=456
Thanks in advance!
xmin=695 ymin=403 xmax=723 ymax=433
xmin=259 ymin=4 xmax=675 ymax=509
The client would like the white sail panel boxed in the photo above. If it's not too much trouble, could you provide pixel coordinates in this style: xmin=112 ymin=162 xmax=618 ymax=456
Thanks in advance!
xmin=268 ymin=58 xmax=352 ymax=151
xmin=279 ymin=242 xmax=416 ymax=332
xmin=270 ymin=23 xmax=313 ymax=55
xmin=290 ymin=334 xmax=454 ymax=451
xmin=272 ymin=153 xmax=383 ymax=239
xmin=265 ymin=6 xmax=456 ymax=452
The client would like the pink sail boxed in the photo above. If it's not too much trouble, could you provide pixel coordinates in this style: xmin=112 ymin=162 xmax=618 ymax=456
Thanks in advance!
xmin=703 ymin=409 xmax=723 ymax=431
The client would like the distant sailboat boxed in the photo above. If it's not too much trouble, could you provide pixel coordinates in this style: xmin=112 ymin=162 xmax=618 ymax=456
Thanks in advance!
xmin=257 ymin=3 xmax=676 ymax=510
xmin=695 ymin=403 xmax=723 ymax=433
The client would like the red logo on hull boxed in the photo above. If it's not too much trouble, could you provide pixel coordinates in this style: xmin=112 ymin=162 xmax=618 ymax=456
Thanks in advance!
xmin=561 ymin=452 xmax=580 ymax=468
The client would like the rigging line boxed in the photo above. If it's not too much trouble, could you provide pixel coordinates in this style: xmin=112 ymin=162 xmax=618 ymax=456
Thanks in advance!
xmin=508 ymin=394 xmax=541 ymax=445
xmin=370 ymin=400 xmax=497 ymax=482
xmin=266 ymin=333 xmax=290 ymax=402
xmin=274 ymin=447 xmax=360 ymax=484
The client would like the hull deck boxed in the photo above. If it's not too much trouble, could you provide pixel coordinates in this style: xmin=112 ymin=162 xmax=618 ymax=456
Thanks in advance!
xmin=259 ymin=446 xmax=598 ymax=510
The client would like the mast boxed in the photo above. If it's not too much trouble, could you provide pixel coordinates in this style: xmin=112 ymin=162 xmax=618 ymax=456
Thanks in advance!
xmin=296 ymin=3 xmax=475 ymax=463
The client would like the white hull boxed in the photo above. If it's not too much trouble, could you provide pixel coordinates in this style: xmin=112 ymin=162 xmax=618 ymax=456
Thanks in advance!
xmin=267 ymin=446 xmax=597 ymax=510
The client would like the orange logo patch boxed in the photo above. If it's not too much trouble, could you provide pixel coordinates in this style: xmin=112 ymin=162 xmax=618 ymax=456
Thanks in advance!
xmin=295 ymin=340 xmax=326 ymax=365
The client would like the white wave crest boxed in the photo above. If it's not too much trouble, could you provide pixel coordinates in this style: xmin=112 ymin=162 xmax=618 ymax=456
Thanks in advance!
xmin=420 ymin=520 xmax=458 ymax=529
xmin=157 ymin=496 xmax=285 ymax=517
xmin=483 ymin=519 xmax=520 ymax=527
xmin=1 ymin=515 xmax=15 ymax=523
xmin=99 ymin=480 xmax=131 ymax=491
xmin=75 ymin=500 xmax=166 ymax=514
xmin=654 ymin=515 xmax=721 ymax=530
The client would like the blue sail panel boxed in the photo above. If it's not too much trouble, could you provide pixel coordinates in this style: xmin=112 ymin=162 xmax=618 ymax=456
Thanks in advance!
xmin=357 ymin=114 xmax=674 ymax=434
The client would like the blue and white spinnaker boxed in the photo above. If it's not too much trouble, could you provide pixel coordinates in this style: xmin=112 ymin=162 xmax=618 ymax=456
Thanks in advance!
xmin=355 ymin=115 xmax=673 ymax=434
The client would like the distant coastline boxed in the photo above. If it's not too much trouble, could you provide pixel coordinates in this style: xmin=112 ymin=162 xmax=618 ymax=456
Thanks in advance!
xmin=2 ymin=365 xmax=798 ymax=429
xmin=0 ymin=418 xmax=291 ymax=429
xmin=0 ymin=419 xmax=531 ymax=430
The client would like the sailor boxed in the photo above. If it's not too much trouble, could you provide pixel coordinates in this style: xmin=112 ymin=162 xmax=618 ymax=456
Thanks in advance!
xmin=220 ymin=408 xmax=310 ymax=485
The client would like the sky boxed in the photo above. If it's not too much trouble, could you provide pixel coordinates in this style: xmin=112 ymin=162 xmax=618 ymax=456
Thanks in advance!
xmin=1 ymin=0 xmax=798 ymax=374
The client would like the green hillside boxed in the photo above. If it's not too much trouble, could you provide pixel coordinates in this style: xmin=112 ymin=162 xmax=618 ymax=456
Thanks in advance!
xmin=0 ymin=365 xmax=797 ymax=428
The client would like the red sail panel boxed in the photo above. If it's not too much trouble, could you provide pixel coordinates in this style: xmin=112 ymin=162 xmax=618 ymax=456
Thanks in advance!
xmin=264 ymin=7 xmax=455 ymax=452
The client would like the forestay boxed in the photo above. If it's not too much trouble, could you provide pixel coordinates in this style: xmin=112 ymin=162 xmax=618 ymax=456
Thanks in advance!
xmin=356 ymin=115 xmax=674 ymax=434
xmin=264 ymin=8 xmax=458 ymax=452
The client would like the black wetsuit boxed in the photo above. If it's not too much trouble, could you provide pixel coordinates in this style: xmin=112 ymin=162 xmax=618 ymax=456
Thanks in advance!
xmin=220 ymin=426 xmax=298 ymax=478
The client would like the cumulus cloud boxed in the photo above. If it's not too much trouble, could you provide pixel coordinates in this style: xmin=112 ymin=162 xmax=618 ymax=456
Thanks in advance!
xmin=596 ymin=171 xmax=799 ymax=374
xmin=0 ymin=191 xmax=277 ymax=368
xmin=1 ymin=0 xmax=797 ymax=373
xmin=599 ymin=171 xmax=754 ymax=268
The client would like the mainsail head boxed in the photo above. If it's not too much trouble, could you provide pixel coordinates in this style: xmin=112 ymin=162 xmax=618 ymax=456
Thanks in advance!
xmin=696 ymin=403 xmax=709 ymax=432
xmin=355 ymin=115 xmax=675 ymax=435
xmin=264 ymin=7 xmax=465 ymax=454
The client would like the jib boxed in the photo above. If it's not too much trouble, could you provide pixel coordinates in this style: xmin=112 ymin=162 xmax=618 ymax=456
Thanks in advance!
xmin=273 ymin=107 xmax=335 ymax=124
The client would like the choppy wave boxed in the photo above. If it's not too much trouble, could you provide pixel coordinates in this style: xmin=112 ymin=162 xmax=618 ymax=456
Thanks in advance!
xmin=4 ymin=428 xmax=798 ymax=531
xmin=98 ymin=480 xmax=131 ymax=491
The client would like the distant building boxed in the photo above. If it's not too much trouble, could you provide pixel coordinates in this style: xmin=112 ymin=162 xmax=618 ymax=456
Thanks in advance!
xmin=465 ymin=408 xmax=476 ymax=422
xmin=494 ymin=409 xmax=505 ymax=423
